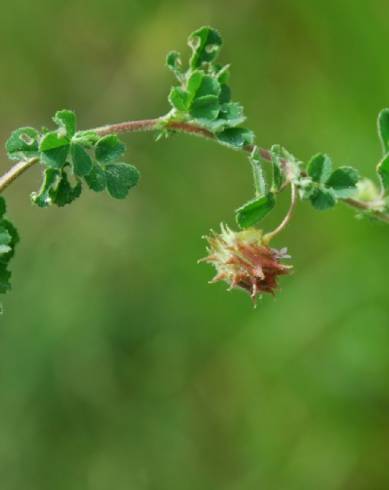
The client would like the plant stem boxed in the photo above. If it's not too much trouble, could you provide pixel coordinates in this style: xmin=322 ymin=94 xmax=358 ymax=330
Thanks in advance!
xmin=1 ymin=116 xmax=389 ymax=224
xmin=263 ymin=184 xmax=298 ymax=243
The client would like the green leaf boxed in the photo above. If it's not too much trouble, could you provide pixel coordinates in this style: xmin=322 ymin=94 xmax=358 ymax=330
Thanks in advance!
xmin=188 ymin=26 xmax=223 ymax=69
xmin=0 ymin=220 xmax=19 ymax=261
xmin=378 ymin=108 xmax=389 ymax=155
xmin=236 ymin=193 xmax=276 ymax=229
xmin=0 ymin=225 xmax=12 ymax=254
xmin=95 ymin=135 xmax=126 ymax=164
xmin=70 ymin=143 xmax=93 ymax=177
xmin=249 ymin=147 xmax=267 ymax=196
xmin=217 ymin=127 xmax=254 ymax=148
xmin=187 ymin=71 xmax=221 ymax=100
xmin=53 ymin=110 xmax=77 ymax=138
xmin=219 ymin=84 xmax=231 ymax=104
xmin=327 ymin=166 xmax=359 ymax=198
xmin=84 ymin=163 xmax=106 ymax=192
xmin=166 ymin=51 xmax=184 ymax=80
xmin=190 ymin=95 xmax=220 ymax=120
xmin=31 ymin=168 xmax=61 ymax=207
xmin=271 ymin=146 xmax=284 ymax=192
xmin=377 ymin=154 xmax=389 ymax=191
xmin=6 ymin=127 xmax=40 ymax=160
xmin=39 ymin=132 xmax=70 ymax=168
xmin=73 ymin=130 xmax=100 ymax=148
xmin=105 ymin=163 xmax=140 ymax=199
xmin=51 ymin=170 xmax=82 ymax=207
xmin=0 ymin=197 xmax=6 ymax=219
xmin=168 ymin=87 xmax=190 ymax=112
xmin=309 ymin=187 xmax=337 ymax=210
xmin=307 ymin=153 xmax=332 ymax=184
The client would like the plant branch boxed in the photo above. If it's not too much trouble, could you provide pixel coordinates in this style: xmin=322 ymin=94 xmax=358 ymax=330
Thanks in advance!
xmin=1 ymin=117 xmax=389 ymax=224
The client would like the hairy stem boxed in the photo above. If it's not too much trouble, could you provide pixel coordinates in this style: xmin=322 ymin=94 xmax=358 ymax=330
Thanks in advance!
xmin=1 ymin=117 xmax=389 ymax=224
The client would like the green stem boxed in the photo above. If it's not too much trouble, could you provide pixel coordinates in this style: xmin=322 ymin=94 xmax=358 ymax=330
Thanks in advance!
xmin=1 ymin=116 xmax=389 ymax=224
xmin=264 ymin=184 xmax=298 ymax=243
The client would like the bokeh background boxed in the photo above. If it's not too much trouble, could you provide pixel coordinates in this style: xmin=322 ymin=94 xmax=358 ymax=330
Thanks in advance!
xmin=0 ymin=1 xmax=388 ymax=488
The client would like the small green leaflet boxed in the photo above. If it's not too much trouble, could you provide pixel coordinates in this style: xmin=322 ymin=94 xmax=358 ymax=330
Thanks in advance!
xmin=309 ymin=187 xmax=337 ymax=210
xmin=53 ymin=110 xmax=77 ymax=138
xmin=304 ymin=153 xmax=359 ymax=209
xmin=39 ymin=132 xmax=70 ymax=168
xmin=95 ymin=135 xmax=126 ymax=164
xmin=5 ymin=127 xmax=40 ymax=160
xmin=105 ymin=163 xmax=140 ymax=199
xmin=217 ymin=128 xmax=254 ymax=149
xmin=307 ymin=153 xmax=332 ymax=184
xmin=0 ymin=197 xmax=20 ymax=294
xmin=71 ymin=143 xmax=93 ymax=177
xmin=326 ymin=166 xmax=360 ymax=198
xmin=31 ymin=168 xmax=61 ymax=207
xmin=236 ymin=193 xmax=276 ymax=229
xmin=378 ymin=108 xmax=389 ymax=155
xmin=188 ymin=26 xmax=222 ymax=69
xmin=377 ymin=154 xmax=389 ymax=192
xmin=84 ymin=163 xmax=107 ymax=192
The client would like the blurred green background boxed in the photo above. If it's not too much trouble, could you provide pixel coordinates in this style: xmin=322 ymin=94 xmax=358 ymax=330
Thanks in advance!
xmin=0 ymin=1 xmax=389 ymax=488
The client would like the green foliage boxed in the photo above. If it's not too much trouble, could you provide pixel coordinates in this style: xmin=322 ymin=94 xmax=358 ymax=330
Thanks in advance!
xmin=166 ymin=26 xmax=253 ymax=139
xmin=1 ymin=26 xmax=388 ymax=299
xmin=301 ymin=153 xmax=360 ymax=210
xmin=378 ymin=108 xmax=389 ymax=155
xmin=377 ymin=154 xmax=389 ymax=192
xmin=5 ymin=110 xmax=140 ymax=212
xmin=105 ymin=163 xmax=140 ymax=199
xmin=0 ymin=197 xmax=19 ymax=294
xmin=6 ymin=127 xmax=40 ymax=160
xmin=235 ymin=193 xmax=276 ymax=228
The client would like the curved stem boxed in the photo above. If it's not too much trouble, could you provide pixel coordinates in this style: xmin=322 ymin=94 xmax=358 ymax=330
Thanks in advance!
xmin=1 ymin=117 xmax=389 ymax=224
xmin=263 ymin=184 xmax=298 ymax=243
xmin=0 ymin=157 xmax=39 ymax=193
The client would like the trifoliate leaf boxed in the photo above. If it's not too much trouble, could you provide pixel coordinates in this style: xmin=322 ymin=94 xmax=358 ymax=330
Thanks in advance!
xmin=307 ymin=153 xmax=333 ymax=184
xmin=309 ymin=186 xmax=337 ymax=210
xmin=0 ymin=197 xmax=6 ymax=219
xmin=166 ymin=51 xmax=184 ymax=81
xmin=217 ymin=127 xmax=254 ymax=148
xmin=105 ymin=163 xmax=140 ymax=199
xmin=188 ymin=26 xmax=222 ymax=69
xmin=53 ymin=110 xmax=77 ymax=138
xmin=39 ymin=132 xmax=70 ymax=168
xmin=378 ymin=108 xmax=389 ymax=155
xmin=236 ymin=193 xmax=276 ymax=229
xmin=84 ymin=163 xmax=106 ymax=192
xmin=190 ymin=95 xmax=220 ymax=121
xmin=377 ymin=154 xmax=389 ymax=191
xmin=70 ymin=143 xmax=93 ymax=177
xmin=168 ymin=87 xmax=190 ymax=112
xmin=327 ymin=166 xmax=359 ymax=198
xmin=31 ymin=168 xmax=61 ymax=207
xmin=95 ymin=135 xmax=126 ymax=164
xmin=51 ymin=170 xmax=82 ymax=207
xmin=6 ymin=127 xmax=40 ymax=160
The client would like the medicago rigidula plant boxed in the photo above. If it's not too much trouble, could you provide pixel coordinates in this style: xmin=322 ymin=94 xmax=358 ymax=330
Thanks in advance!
xmin=1 ymin=26 xmax=389 ymax=304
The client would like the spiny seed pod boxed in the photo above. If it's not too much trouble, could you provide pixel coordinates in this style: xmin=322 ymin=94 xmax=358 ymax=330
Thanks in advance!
xmin=200 ymin=224 xmax=292 ymax=303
